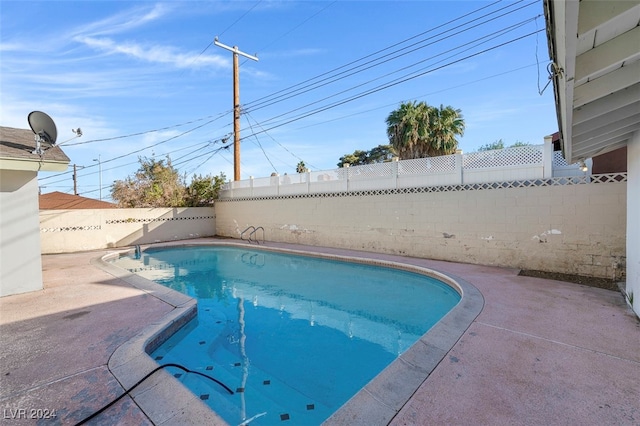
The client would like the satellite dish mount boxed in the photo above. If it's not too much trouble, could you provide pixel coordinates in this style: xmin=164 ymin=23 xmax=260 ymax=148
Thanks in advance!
xmin=28 ymin=111 xmax=58 ymax=155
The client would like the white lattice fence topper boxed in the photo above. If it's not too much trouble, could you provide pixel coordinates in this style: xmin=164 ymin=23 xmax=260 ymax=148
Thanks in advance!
xmin=553 ymin=150 xmax=568 ymax=166
xmin=348 ymin=162 xmax=394 ymax=179
xmin=552 ymin=150 xmax=582 ymax=167
xmin=310 ymin=169 xmax=345 ymax=182
xmin=463 ymin=145 xmax=543 ymax=169
xmin=399 ymin=155 xmax=456 ymax=175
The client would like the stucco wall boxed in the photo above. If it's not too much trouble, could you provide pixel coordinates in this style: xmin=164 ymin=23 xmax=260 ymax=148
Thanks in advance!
xmin=626 ymin=133 xmax=639 ymax=315
xmin=215 ymin=180 xmax=627 ymax=280
xmin=40 ymin=207 xmax=216 ymax=254
xmin=0 ymin=170 xmax=43 ymax=297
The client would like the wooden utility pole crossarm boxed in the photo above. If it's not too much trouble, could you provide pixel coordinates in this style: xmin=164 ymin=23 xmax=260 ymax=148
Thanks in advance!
xmin=214 ymin=37 xmax=258 ymax=181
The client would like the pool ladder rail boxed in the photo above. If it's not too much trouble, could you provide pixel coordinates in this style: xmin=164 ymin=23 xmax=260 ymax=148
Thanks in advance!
xmin=241 ymin=226 xmax=265 ymax=244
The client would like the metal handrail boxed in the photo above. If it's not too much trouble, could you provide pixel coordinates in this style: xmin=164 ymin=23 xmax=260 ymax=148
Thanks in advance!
xmin=240 ymin=225 xmax=264 ymax=244
xmin=249 ymin=226 xmax=265 ymax=244
xmin=240 ymin=226 xmax=255 ymax=242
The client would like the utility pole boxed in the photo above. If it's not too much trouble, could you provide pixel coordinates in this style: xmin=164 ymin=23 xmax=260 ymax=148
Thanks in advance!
xmin=93 ymin=155 xmax=102 ymax=200
xmin=73 ymin=164 xmax=78 ymax=195
xmin=214 ymin=37 xmax=258 ymax=181
xmin=72 ymin=164 xmax=86 ymax=195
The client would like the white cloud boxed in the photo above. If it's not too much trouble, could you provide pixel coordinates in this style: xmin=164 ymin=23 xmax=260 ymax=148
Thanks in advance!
xmin=0 ymin=42 xmax=24 ymax=52
xmin=73 ymin=36 xmax=228 ymax=70
xmin=68 ymin=3 xmax=173 ymax=38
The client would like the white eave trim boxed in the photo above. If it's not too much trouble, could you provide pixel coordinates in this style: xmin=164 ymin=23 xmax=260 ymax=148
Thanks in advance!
xmin=558 ymin=0 xmax=580 ymax=164
xmin=0 ymin=157 xmax=70 ymax=172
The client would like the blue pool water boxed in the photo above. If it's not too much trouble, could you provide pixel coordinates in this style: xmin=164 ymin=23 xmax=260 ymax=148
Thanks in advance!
xmin=113 ymin=246 xmax=460 ymax=425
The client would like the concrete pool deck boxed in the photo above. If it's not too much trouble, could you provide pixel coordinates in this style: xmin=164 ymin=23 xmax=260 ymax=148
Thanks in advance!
xmin=1 ymin=238 xmax=638 ymax=425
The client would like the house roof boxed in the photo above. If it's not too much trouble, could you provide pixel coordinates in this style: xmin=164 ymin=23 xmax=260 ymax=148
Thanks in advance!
xmin=0 ymin=126 xmax=70 ymax=172
xmin=39 ymin=191 xmax=117 ymax=210
xmin=543 ymin=0 xmax=640 ymax=164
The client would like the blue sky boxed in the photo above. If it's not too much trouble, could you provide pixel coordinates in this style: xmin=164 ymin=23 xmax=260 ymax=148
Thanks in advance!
xmin=1 ymin=0 xmax=557 ymax=200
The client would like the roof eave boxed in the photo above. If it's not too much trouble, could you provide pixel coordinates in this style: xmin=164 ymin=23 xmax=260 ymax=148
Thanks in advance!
xmin=544 ymin=0 xmax=579 ymax=163
xmin=0 ymin=157 xmax=70 ymax=172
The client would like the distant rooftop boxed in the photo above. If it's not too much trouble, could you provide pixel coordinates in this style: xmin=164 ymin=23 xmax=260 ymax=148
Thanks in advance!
xmin=40 ymin=191 xmax=117 ymax=210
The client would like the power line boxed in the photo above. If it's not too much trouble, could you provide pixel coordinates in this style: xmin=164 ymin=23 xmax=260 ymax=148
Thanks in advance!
xmin=41 ymin=137 xmax=229 ymax=186
xmin=294 ymin=62 xmax=541 ymax=132
xmin=244 ymin=111 xmax=318 ymax=170
xmin=251 ymin=1 xmax=336 ymax=58
xmin=254 ymin=16 xmax=540 ymax=130
xmin=244 ymin=113 xmax=278 ymax=174
xmin=218 ymin=6 xmax=542 ymax=171
xmin=237 ymin=29 xmax=545 ymax=142
xmin=232 ymin=62 xmax=542 ymax=171
xmin=183 ymin=143 xmax=232 ymax=175
xmin=237 ymin=1 xmax=336 ymax=68
xmin=222 ymin=4 xmax=541 ymax=167
xmin=219 ymin=0 xmax=262 ymax=38
xmin=171 ymin=141 xmax=217 ymax=164
xmin=40 ymin=117 xmax=229 ymax=182
xmin=61 ymin=112 xmax=229 ymax=147
xmin=172 ymin=140 xmax=231 ymax=170
xmin=52 ymin=0 xmax=541 ymax=185
xmin=76 ymin=143 xmax=232 ymax=198
xmin=243 ymin=0 xmax=534 ymax=112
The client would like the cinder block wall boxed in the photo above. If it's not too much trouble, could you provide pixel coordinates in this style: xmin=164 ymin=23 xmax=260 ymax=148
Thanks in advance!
xmin=40 ymin=207 xmax=216 ymax=254
xmin=215 ymin=182 xmax=626 ymax=279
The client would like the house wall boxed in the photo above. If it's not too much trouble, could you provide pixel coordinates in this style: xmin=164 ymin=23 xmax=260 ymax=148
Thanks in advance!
xmin=592 ymin=146 xmax=627 ymax=174
xmin=0 ymin=170 xmax=43 ymax=297
xmin=215 ymin=180 xmax=627 ymax=280
xmin=39 ymin=207 xmax=216 ymax=254
xmin=627 ymin=134 xmax=639 ymax=316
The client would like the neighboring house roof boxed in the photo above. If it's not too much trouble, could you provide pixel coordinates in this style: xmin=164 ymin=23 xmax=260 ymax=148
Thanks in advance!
xmin=543 ymin=0 xmax=640 ymax=164
xmin=0 ymin=126 xmax=70 ymax=172
xmin=39 ymin=191 xmax=117 ymax=209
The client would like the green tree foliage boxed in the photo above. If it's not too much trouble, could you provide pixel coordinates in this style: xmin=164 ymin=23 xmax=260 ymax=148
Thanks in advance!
xmin=368 ymin=144 xmax=396 ymax=163
xmin=338 ymin=150 xmax=368 ymax=167
xmin=385 ymin=101 xmax=464 ymax=159
xmin=477 ymin=139 xmax=530 ymax=151
xmin=184 ymin=172 xmax=227 ymax=206
xmin=477 ymin=139 xmax=505 ymax=151
xmin=111 ymin=156 xmax=226 ymax=207
xmin=296 ymin=161 xmax=309 ymax=173
xmin=337 ymin=145 xmax=396 ymax=167
xmin=111 ymin=156 xmax=184 ymax=207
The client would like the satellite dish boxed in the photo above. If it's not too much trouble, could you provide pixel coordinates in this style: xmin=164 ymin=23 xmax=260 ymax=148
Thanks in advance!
xmin=28 ymin=111 xmax=58 ymax=145
xmin=28 ymin=111 xmax=57 ymax=155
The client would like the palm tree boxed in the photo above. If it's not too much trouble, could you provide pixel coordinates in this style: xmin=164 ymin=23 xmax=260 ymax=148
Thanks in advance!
xmin=386 ymin=101 xmax=428 ymax=159
xmin=296 ymin=161 xmax=309 ymax=173
xmin=386 ymin=101 xmax=464 ymax=159
xmin=426 ymin=104 xmax=465 ymax=157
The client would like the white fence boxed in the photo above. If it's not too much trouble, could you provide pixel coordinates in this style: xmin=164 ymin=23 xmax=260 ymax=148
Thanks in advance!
xmin=220 ymin=143 xmax=589 ymax=199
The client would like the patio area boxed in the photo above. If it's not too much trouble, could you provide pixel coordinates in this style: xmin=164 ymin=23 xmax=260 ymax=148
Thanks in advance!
xmin=1 ymin=238 xmax=638 ymax=425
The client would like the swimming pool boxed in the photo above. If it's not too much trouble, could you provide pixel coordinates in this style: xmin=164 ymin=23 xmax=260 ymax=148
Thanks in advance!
xmin=111 ymin=245 xmax=462 ymax=425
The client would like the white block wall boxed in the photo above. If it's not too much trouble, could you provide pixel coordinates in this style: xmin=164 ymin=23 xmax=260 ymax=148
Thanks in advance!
xmin=0 ymin=170 xmax=43 ymax=297
xmin=40 ymin=207 xmax=216 ymax=254
xmin=215 ymin=182 xmax=627 ymax=280
xmin=626 ymin=133 xmax=639 ymax=316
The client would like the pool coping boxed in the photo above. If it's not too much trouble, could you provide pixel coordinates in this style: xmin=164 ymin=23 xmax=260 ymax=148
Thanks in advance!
xmin=95 ymin=241 xmax=484 ymax=425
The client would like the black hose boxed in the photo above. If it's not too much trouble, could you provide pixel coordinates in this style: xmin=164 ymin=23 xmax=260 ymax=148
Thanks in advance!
xmin=74 ymin=363 xmax=234 ymax=425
